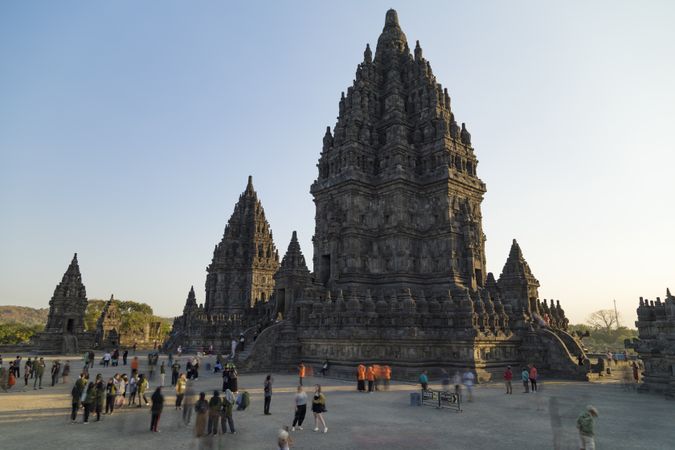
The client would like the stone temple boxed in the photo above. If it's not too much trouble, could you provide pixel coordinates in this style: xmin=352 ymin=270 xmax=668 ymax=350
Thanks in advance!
xmin=170 ymin=9 xmax=587 ymax=380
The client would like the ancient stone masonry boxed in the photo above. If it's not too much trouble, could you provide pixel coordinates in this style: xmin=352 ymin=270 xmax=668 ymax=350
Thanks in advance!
xmin=168 ymin=177 xmax=279 ymax=351
xmin=95 ymin=295 xmax=121 ymax=348
xmin=630 ymin=289 xmax=675 ymax=398
xmin=37 ymin=253 xmax=95 ymax=354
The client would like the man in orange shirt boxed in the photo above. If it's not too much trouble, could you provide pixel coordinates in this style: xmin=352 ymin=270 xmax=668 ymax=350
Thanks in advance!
xmin=298 ymin=362 xmax=306 ymax=386
xmin=383 ymin=365 xmax=391 ymax=391
xmin=366 ymin=366 xmax=375 ymax=393
xmin=357 ymin=364 xmax=366 ymax=392
xmin=131 ymin=356 xmax=139 ymax=376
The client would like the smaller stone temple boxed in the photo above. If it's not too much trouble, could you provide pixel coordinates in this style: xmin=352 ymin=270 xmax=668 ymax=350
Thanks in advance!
xmin=95 ymin=294 xmax=121 ymax=349
xmin=631 ymin=289 xmax=675 ymax=398
xmin=37 ymin=253 xmax=94 ymax=353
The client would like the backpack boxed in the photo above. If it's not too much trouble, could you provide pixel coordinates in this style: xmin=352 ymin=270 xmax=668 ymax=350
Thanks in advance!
xmin=240 ymin=391 xmax=250 ymax=410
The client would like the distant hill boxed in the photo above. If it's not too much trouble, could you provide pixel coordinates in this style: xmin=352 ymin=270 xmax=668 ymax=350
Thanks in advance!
xmin=0 ymin=305 xmax=49 ymax=326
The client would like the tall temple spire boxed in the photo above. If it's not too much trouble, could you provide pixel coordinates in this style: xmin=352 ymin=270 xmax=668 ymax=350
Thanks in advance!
xmin=44 ymin=253 xmax=88 ymax=334
xmin=497 ymin=239 xmax=540 ymax=316
xmin=278 ymin=231 xmax=310 ymax=275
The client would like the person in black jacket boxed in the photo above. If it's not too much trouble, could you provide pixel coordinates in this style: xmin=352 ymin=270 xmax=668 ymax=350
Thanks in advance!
xmin=150 ymin=387 xmax=164 ymax=432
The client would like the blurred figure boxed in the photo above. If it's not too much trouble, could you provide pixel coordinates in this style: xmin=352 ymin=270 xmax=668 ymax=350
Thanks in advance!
xmin=298 ymin=362 xmax=306 ymax=387
xmin=62 ymin=361 xmax=70 ymax=384
xmin=441 ymin=369 xmax=450 ymax=392
xmin=576 ymin=405 xmax=599 ymax=450
xmin=82 ymin=381 xmax=95 ymax=423
xmin=419 ymin=370 xmax=429 ymax=391
xmin=221 ymin=389 xmax=236 ymax=434
xmin=94 ymin=376 xmax=105 ymax=421
xmin=105 ymin=377 xmax=116 ymax=415
xmin=194 ymin=392 xmax=208 ymax=437
xmin=529 ymin=364 xmax=538 ymax=392
xmin=50 ymin=360 xmax=61 ymax=386
xmin=383 ymin=365 xmax=391 ymax=391
xmin=462 ymin=368 xmax=474 ymax=402
xmin=150 ymin=387 xmax=164 ymax=432
xmin=264 ymin=374 xmax=273 ymax=415
xmin=357 ymin=364 xmax=366 ymax=392
xmin=366 ymin=366 xmax=375 ymax=393
xmin=175 ymin=373 xmax=187 ymax=409
xmin=453 ymin=370 xmax=462 ymax=398
xmin=503 ymin=365 xmax=513 ymax=394
xmin=320 ymin=360 xmax=329 ymax=377
xmin=208 ymin=390 xmax=222 ymax=435
xmin=159 ymin=361 xmax=166 ymax=387
xmin=33 ymin=357 xmax=45 ymax=390
xmin=291 ymin=385 xmax=307 ymax=431
xmin=521 ymin=367 xmax=530 ymax=393
xmin=278 ymin=428 xmax=292 ymax=449
xmin=183 ymin=385 xmax=194 ymax=424
xmin=138 ymin=374 xmax=149 ymax=406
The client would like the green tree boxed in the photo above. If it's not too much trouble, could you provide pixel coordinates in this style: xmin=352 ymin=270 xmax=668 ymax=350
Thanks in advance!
xmin=0 ymin=323 xmax=44 ymax=345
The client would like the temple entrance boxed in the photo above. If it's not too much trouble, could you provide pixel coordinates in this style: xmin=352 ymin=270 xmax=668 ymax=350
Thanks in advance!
xmin=66 ymin=318 xmax=74 ymax=333
xmin=320 ymin=254 xmax=331 ymax=284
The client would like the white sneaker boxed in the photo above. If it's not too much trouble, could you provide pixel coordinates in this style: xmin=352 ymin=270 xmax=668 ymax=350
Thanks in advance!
xmin=297 ymin=426 xmax=303 ymax=430
xmin=313 ymin=427 xmax=319 ymax=432
xmin=291 ymin=427 xmax=295 ymax=431
xmin=323 ymin=427 xmax=328 ymax=433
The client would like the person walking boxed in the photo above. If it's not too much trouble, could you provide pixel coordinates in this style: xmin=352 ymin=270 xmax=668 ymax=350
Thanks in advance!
xmin=105 ymin=377 xmax=116 ymax=415
xmin=70 ymin=374 xmax=86 ymax=423
xmin=419 ymin=370 xmax=429 ymax=391
xmin=171 ymin=360 xmax=180 ymax=386
xmin=503 ymin=365 xmax=513 ymax=394
xmin=51 ymin=360 xmax=61 ymax=387
xmin=521 ymin=367 xmax=530 ymax=393
xmin=130 ymin=357 xmax=139 ymax=375
xmin=320 ymin=360 xmax=329 ymax=377
xmin=127 ymin=373 xmax=138 ymax=406
xmin=576 ymin=405 xmax=599 ymax=450
xmin=194 ymin=392 xmax=209 ymax=437
xmin=33 ymin=357 xmax=45 ymax=390
xmin=159 ymin=361 xmax=166 ymax=387
xmin=175 ymin=373 xmax=187 ymax=409
xmin=112 ymin=349 xmax=119 ymax=367
xmin=529 ymin=364 xmax=538 ymax=393
xmin=82 ymin=381 xmax=95 ymax=424
xmin=291 ymin=385 xmax=307 ymax=431
xmin=298 ymin=362 xmax=306 ymax=387
xmin=366 ymin=365 xmax=375 ymax=393
xmin=23 ymin=359 xmax=31 ymax=387
xmin=207 ymin=390 xmax=222 ymax=435
xmin=138 ymin=374 xmax=149 ymax=406
xmin=150 ymin=387 xmax=164 ymax=432
xmin=462 ymin=368 xmax=475 ymax=402
xmin=122 ymin=349 xmax=128 ymax=365
xmin=62 ymin=361 xmax=70 ymax=384
xmin=94 ymin=377 xmax=105 ymax=421
xmin=264 ymin=374 xmax=273 ymax=415
xmin=220 ymin=389 xmax=236 ymax=434
xmin=311 ymin=384 xmax=327 ymax=433
xmin=357 ymin=364 xmax=366 ymax=392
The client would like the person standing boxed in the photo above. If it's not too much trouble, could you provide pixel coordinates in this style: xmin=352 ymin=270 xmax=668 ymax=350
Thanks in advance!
xmin=105 ymin=377 xmax=116 ymax=415
xmin=453 ymin=370 xmax=462 ymax=398
xmin=298 ymin=362 xmax=306 ymax=387
xmin=529 ymin=364 xmax=538 ymax=393
xmin=320 ymin=360 xmax=329 ymax=377
xmin=62 ymin=361 xmax=70 ymax=384
xmin=632 ymin=361 xmax=640 ymax=383
xmin=291 ymin=385 xmax=307 ymax=431
xmin=175 ymin=373 xmax=187 ymax=409
xmin=264 ymin=374 xmax=273 ymax=415
xmin=441 ymin=369 xmax=450 ymax=392
xmin=23 ymin=359 xmax=31 ymax=387
xmin=25 ymin=357 xmax=33 ymax=379
xmin=521 ymin=367 xmax=530 ymax=393
xmin=122 ymin=349 xmax=128 ymax=365
xmin=230 ymin=338 xmax=237 ymax=359
xmin=94 ymin=377 xmax=105 ymax=421
xmin=70 ymin=374 xmax=86 ymax=423
xmin=103 ymin=351 xmax=111 ymax=367
xmin=150 ymin=387 xmax=164 ymax=432
xmin=220 ymin=389 xmax=236 ymax=434
xmin=194 ymin=392 xmax=209 ymax=437
xmin=33 ymin=357 xmax=45 ymax=390
xmin=128 ymin=373 xmax=138 ymax=406
xmin=239 ymin=333 xmax=246 ymax=352
xmin=138 ymin=374 xmax=149 ymax=406
xmin=357 ymin=364 xmax=366 ymax=392
xmin=576 ymin=405 xmax=599 ymax=450
xmin=51 ymin=360 xmax=61 ymax=387
xmin=503 ymin=365 xmax=513 ymax=394
xmin=207 ymin=390 xmax=222 ymax=435
xmin=171 ymin=360 xmax=180 ymax=386
xmin=130 ymin=356 xmax=139 ymax=375
xmin=311 ymin=384 xmax=327 ymax=433
xmin=13 ymin=356 xmax=21 ymax=378
xmin=82 ymin=381 xmax=95 ymax=424
xmin=383 ymin=365 xmax=391 ymax=391
xmin=366 ymin=366 xmax=375 ymax=393
xmin=419 ymin=370 xmax=429 ymax=391
xmin=462 ymin=368 xmax=475 ymax=402
xmin=159 ymin=361 xmax=166 ymax=387
xmin=112 ymin=349 xmax=119 ymax=366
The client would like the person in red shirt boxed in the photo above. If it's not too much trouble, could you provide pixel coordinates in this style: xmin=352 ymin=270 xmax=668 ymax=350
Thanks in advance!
xmin=503 ymin=365 xmax=513 ymax=394
xmin=357 ymin=364 xmax=366 ymax=392
xmin=383 ymin=366 xmax=391 ymax=391
xmin=529 ymin=364 xmax=538 ymax=392
xmin=298 ymin=362 xmax=306 ymax=387
xmin=366 ymin=366 xmax=375 ymax=393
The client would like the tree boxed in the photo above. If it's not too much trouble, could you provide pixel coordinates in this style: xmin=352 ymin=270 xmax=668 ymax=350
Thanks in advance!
xmin=586 ymin=309 xmax=620 ymax=333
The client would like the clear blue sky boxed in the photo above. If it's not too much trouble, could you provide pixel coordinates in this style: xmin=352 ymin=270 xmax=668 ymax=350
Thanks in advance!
xmin=1 ymin=1 xmax=673 ymax=325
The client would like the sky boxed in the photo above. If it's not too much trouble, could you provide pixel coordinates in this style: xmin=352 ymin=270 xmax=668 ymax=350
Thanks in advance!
xmin=1 ymin=0 xmax=673 ymax=325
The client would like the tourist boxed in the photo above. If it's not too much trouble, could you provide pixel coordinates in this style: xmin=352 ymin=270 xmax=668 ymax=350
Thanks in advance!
xmin=357 ymin=364 xmax=366 ymax=392
xmin=177 ymin=345 xmax=183 ymax=357
xmin=114 ymin=374 xmax=125 ymax=408
xmin=88 ymin=351 xmax=95 ymax=369
xmin=311 ymin=384 xmax=327 ymax=433
xmin=577 ymin=354 xmax=584 ymax=366
xmin=130 ymin=356 xmax=139 ymax=375
xmin=112 ymin=348 xmax=119 ymax=366
xmin=103 ymin=351 xmax=111 ymax=367
xmin=62 ymin=361 xmax=70 ymax=384
xmin=186 ymin=359 xmax=193 ymax=379
xmin=0 ymin=364 xmax=8 ymax=392
xmin=82 ymin=381 xmax=95 ymax=424
xmin=105 ymin=377 xmax=116 ymax=414
xmin=521 ymin=367 xmax=530 ymax=393
xmin=264 ymin=374 xmax=273 ymax=415
xmin=159 ymin=361 xmax=166 ymax=386
xmin=208 ymin=390 xmax=222 ymax=435
xmin=529 ymin=364 xmax=538 ymax=392
xmin=122 ymin=349 xmax=128 ymax=365
xmin=298 ymin=361 xmax=306 ymax=387
xmin=50 ymin=359 xmax=61 ymax=387
xmin=230 ymin=338 xmax=237 ymax=359
xmin=503 ymin=365 xmax=513 ymax=394
xmin=70 ymin=374 xmax=85 ymax=423
xmin=132 ymin=342 xmax=137 ymax=355
xmin=453 ymin=370 xmax=462 ymax=398
xmin=128 ymin=373 xmax=138 ymax=406
xmin=576 ymin=405 xmax=599 ymax=449
xmin=383 ymin=365 xmax=391 ymax=391
xmin=194 ymin=392 xmax=209 ymax=437
xmin=7 ymin=363 xmax=16 ymax=389
xmin=291 ymin=385 xmax=307 ymax=431
xmin=183 ymin=385 xmax=195 ymax=425
xmin=33 ymin=357 xmax=45 ymax=390
xmin=150 ymin=387 xmax=164 ymax=432
xmin=171 ymin=359 xmax=180 ymax=386
xmin=239 ymin=333 xmax=246 ymax=352
xmin=94 ymin=377 xmax=105 ymax=421
xmin=175 ymin=373 xmax=187 ymax=409
xmin=228 ymin=364 xmax=239 ymax=392
xmin=138 ymin=373 xmax=149 ymax=406
xmin=632 ymin=361 xmax=640 ymax=383
xmin=320 ymin=360 xmax=329 ymax=377
xmin=419 ymin=370 xmax=429 ymax=391
xmin=441 ymin=369 xmax=450 ymax=392
xmin=13 ymin=356 xmax=21 ymax=378
xmin=192 ymin=358 xmax=200 ymax=380
xmin=366 ymin=365 xmax=376 ymax=392
xmin=23 ymin=359 xmax=31 ymax=386
xmin=278 ymin=429 xmax=292 ymax=449
xmin=220 ymin=388 xmax=236 ymax=434
xmin=462 ymin=368 xmax=474 ymax=402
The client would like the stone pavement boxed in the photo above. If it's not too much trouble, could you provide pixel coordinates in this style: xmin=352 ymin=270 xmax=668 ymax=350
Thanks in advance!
xmin=0 ymin=354 xmax=673 ymax=449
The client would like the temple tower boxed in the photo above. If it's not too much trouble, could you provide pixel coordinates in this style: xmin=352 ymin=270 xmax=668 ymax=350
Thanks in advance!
xmin=274 ymin=231 xmax=312 ymax=320
xmin=497 ymin=239 xmax=540 ymax=317
xmin=204 ymin=176 xmax=279 ymax=315
xmin=310 ymin=9 xmax=487 ymax=297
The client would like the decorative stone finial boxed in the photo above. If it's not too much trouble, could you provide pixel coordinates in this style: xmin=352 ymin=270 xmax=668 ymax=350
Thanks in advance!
xmin=461 ymin=123 xmax=472 ymax=145
xmin=414 ymin=40 xmax=422 ymax=61
xmin=364 ymin=43 xmax=372 ymax=63
xmin=385 ymin=9 xmax=399 ymax=27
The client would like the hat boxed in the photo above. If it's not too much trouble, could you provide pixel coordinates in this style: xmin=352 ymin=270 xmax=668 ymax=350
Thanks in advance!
xmin=587 ymin=405 xmax=599 ymax=416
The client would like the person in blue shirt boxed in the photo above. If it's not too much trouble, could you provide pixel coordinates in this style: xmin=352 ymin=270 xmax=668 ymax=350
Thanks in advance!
xmin=419 ymin=370 xmax=429 ymax=390
xmin=521 ymin=367 xmax=530 ymax=393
